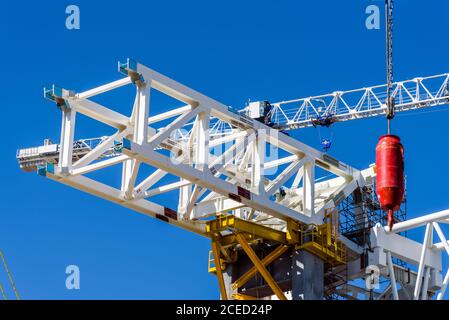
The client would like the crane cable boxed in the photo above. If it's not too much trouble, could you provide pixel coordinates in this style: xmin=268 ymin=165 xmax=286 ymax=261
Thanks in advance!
xmin=386 ymin=0 xmax=395 ymax=133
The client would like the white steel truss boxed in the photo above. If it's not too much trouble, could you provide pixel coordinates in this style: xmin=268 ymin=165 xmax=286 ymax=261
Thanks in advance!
xmin=28 ymin=59 xmax=368 ymax=237
xmin=18 ymin=72 xmax=449 ymax=172
xmin=330 ymin=210 xmax=449 ymax=300
xmin=364 ymin=209 xmax=449 ymax=300
xmin=16 ymin=59 xmax=449 ymax=300
xmin=263 ymin=73 xmax=449 ymax=130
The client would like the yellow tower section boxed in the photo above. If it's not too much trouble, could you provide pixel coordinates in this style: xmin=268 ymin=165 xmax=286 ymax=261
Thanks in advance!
xmin=206 ymin=208 xmax=347 ymax=300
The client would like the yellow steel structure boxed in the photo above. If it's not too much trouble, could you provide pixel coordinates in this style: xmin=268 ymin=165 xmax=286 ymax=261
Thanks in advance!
xmin=208 ymin=250 xmax=227 ymax=274
xmin=286 ymin=220 xmax=300 ymax=244
xmin=325 ymin=208 xmax=341 ymax=240
xmin=296 ymin=209 xmax=346 ymax=265
xmin=231 ymin=244 xmax=289 ymax=290
xmin=296 ymin=225 xmax=346 ymax=265
xmin=208 ymin=250 xmax=216 ymax=274
xmin=219 ymin=233 xmax=266 ymax=247
xmin=0 ymin=251 xmax=20 ymax=300
xmin=235 ymin=233 xmax=287 ymax=300
xmin=211 ymin=241 xmax=228 ymax=300
xmin=206 ymin=209 xmax=346 ymax=300
xmin=206 ymin=215 xmax=286 ymax=244
xmin=232 ymin=292 xmax=258 ymax=300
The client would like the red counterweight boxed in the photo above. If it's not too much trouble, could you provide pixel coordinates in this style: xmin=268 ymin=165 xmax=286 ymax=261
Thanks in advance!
xmin=376 ymin=135 xmax=404 ymax=230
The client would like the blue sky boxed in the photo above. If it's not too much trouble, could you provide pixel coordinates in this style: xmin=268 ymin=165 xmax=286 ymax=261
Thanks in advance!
xmin=1 ymin=0 xmax=449 ymax=299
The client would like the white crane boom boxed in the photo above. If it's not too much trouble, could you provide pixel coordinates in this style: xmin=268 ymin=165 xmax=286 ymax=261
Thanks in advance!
xmin=252 ymin=73 xmax=449 ymax=130
xmin=17 ymin=72 xmax=449 ymax=171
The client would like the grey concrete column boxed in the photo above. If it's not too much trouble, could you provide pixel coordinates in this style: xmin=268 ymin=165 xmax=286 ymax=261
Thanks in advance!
xmin=222 ymin=263 xmax=235 ymax=300
xmin=292 ymin=250 xmax=324 ymax=300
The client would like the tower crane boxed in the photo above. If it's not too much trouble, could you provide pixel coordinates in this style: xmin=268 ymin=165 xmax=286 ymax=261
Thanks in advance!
xmin=16 ymin=58 xmax=449 ymax=300
xmin=16 ymin=0 xmax=449 ymax=300
xmin=18 ymin=71 xmax=449 ymax=172
xmin=11 ymin=0 xmax=449 ymax=302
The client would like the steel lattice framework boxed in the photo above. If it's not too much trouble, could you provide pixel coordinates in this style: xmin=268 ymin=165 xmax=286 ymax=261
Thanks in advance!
xmin=264 ymin=73 xmax=449 ymax=130
xmin=18 ymin=73 xmax=449 ymax=172
xmin=16 ymin=59 xmax=449 ymax=300
xmin=32 ymin=59 xmax=368 ymax=233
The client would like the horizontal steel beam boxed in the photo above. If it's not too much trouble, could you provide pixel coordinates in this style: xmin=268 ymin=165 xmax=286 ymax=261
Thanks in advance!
xmin=42 ymin=165 xmax=206 ymax=236
xmin=388 ymin=209 xmax=449 ymax=233
xmin=206 ymin=215 xmax=287 ymax=244
xmin=371 ymin=223 xmax=442 ymax=271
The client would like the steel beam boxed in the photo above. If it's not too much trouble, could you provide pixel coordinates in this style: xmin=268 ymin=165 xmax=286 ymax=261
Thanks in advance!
xmin=235 ymin=234 xmax=287 ymax=300
xmin=211 ymin=241 xmax=228 ymax=300
xmin=206 ymin=215 xmax=287 ymax=244
xmin=231 ymin=245 xmax=289 ymax=290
